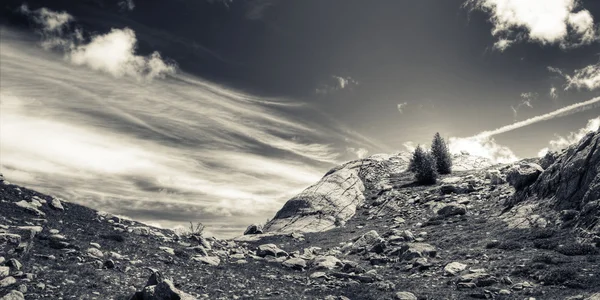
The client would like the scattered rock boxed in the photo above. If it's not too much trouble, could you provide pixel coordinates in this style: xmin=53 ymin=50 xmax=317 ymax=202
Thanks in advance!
xmin=159 ymin=247 xmax=175 ymax=255
xmin=282 ymin=257 xmax=307 ymax=270
xmin=0 ymin=290 xmax=24 ymax=300
xmin=6 ymin=259 xmax=21 ymax=271
xmin=0 ymin=276 xmax=16 ymax=288
xmin=395 ymin=291 xmax=417 ymax=300
xmin=256 ymin=244 xmax=288 ymax=258
xmin=49 ymin=197 xmax=64 ymax=210
xmin=444 ymin=262 xmax=467 ymax=276
xmin=86 ymin=248 xmax=104 ymax=258
xmin=130 ymin=269 xmax=196 ymax=300
xmin=486 ymin=169 xmax=505 ymax=185
xmin=436 ymin=203 xmax=467 ymax=217
xmin=192 ymin=256 xmax=220 ymax=266
xmin=312 ymin=256 xmax=342 ymax=270
xmin=14 ymin=200 xmax=45 ymax=216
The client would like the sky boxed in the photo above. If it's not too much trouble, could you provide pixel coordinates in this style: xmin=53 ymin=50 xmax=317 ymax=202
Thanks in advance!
xmin=1 ymin=0 xmax=599 ymax=237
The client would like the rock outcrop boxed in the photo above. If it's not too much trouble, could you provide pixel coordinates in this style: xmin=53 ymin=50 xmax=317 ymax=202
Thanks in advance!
xmin=506 ymin=163 xmax=543 ymax=190
xmin=511 ymin=129 xmax=600 ymax=233
xmin=264 ymin=154 xmax=410 ymax=233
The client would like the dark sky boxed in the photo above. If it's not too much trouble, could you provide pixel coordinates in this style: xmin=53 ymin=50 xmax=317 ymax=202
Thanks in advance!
xmin=1 ymin=0 xmax=599 ymax=236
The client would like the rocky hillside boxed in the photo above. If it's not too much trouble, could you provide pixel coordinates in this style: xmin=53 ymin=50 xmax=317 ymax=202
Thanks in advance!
xmin=1 ymin=131 xmax=600 ymax=300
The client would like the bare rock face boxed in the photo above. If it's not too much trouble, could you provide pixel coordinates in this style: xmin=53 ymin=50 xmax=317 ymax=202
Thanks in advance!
xmin=264 ymin=154 xmax=409 ymax=234
xmin=506 ymin=163 xmax=543 ymax=190
xmin=511 ymin=129 xmax=600 ymax=232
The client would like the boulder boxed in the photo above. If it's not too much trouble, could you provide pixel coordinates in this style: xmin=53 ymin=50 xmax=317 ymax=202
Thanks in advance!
xmin=49 ymin=197 xmax=64 ymax=211
xmin=192 ymin=256 xmax=220 ymax=266
xmin=6 ymin=259 xmax=21 ymax=271
xmin=130 ymin=269 xmax=196 ymax=300
xmin=86 ymin=248 xmax=104 ymax=258
xmin=282 ymin=257 xmax=307 ymax=270
xmin=444 ymin=262 xmax=467 ymax=276
xmin=0 ymin=290 xmax=24 ymax=300
xmin=436 ymin=204 xmax=467 ymax=217
xmin=0 ymin=277 xmax=16 ymax=288
xmin=243 ymin=224 xmax=263 ymax=235
xmin=348 ymin=230 xmax=384 ymax=254
xmin=311 ymin=256 xmax=342 ymax=270
xmin=14 ymin=201 xmax=45 ymax=216
xmin=395 ymin=292 xmax=417 ymax=300
xmin=256 ymin=244 xmax=287 ymax=258
xmin=388 ymin=243 xmax=437 ymax=260
xmin=506 ymin=163 xmax=543 ymax=190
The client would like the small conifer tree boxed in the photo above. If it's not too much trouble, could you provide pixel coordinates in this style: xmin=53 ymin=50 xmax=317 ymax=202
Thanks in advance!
xmin=410 ymin=145 xmax=438 ymax=184
xmin=431 ymin=132 xmax=453 ymax=174
xmin=408 ymin=145 xmax=425 ymax=172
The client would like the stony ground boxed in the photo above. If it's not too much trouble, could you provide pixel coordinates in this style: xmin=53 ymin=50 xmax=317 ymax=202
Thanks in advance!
xmin=1 ymin=161 xmax=600 ymax=300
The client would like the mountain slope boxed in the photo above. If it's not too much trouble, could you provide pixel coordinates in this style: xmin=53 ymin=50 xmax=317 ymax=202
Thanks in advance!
xmin=1 ymin=131 xmax=600 ymax=299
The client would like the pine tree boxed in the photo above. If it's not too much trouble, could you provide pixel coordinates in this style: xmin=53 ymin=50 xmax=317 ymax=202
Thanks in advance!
xmin=410 ymin=145 xmax=438 ymax=184
xmin=431 ymin=132 xmax=453 ymax=174
xmin=415 ymin=151 xmax=438 ymax=184
xmin=408 ymin=145 xmax=425 ymax=172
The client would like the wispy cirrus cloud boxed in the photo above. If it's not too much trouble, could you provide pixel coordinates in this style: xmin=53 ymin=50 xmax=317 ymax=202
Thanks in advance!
xmin=19 ymin=4 xmax=73 ymax=33
xmin=0 ymin=26 xmax=368 ymax=237
xmin=549 ymin=62 xmax=600 ymax=91
xmin=511 ymin=92 xmax=536 ymax=120
xmin=465 ymin=0 xmax=598 ymax=50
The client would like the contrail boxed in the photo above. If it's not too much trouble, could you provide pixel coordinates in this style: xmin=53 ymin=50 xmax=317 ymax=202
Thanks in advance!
xmin=475 ymin=96 xmax=600 ymax=139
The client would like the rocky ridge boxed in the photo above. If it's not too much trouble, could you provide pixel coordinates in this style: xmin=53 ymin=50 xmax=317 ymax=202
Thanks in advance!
xmin=1 ymin=130 xmax=600 ymax=299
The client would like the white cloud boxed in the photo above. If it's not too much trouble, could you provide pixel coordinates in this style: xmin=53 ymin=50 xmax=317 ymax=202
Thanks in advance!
xmin=538 ymin=117 xmax=600 ymax=156
xmin=449 ymin=136 xmax=518 ymax=164
xmin=511 ymin=92 xmax=536 ymax=120
xmin=19 ymin=6 xmax=175 ymax=80
xmin=550 ymin=86 xmax=558 ymax=99
xmin=449 ymin=96 xmax=600 ymax=163
xmin=397 ymin=102 xmax=408 ymax=113
xmin=346 ymin=147 xmax=369 ymax=159
xmin=69 ymin=28 xmax=176 ymax=80
xmin=316 ymin=75 xmax=358 ymax=95
xmin=119 ymin=0 xmax=135 ymax=11
xmin=565 ymin=62 xmax=600 ymax=90
xmin=19 ymin=4 xmax=73 ymax=33
xmin=465 ymin=0 xmax=598 ymax=49
xmin=493 ymin=38 xmax=514 ymax=51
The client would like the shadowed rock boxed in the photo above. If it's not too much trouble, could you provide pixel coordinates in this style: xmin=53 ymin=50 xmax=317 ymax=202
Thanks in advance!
xmin=506 ymin=163 xmax=543 ymax=190
xmin=130 ymin=269 xmax=196 ymax=300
